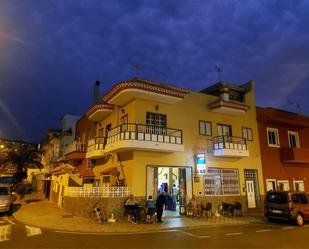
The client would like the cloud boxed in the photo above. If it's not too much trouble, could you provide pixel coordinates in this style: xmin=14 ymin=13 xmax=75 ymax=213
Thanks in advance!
xmin=0 ymin=0 xmax=309 ymax=141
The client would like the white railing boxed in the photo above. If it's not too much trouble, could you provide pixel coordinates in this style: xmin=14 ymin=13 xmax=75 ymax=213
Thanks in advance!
xmin=64 ymin=142 xmax=86 ymax=155
xmin=64 ymin=186 xmax=130 ymax=198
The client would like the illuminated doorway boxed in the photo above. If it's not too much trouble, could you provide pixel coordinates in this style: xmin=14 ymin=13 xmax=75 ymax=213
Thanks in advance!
xmin=146 ymin=166 xmax=192 ymax=216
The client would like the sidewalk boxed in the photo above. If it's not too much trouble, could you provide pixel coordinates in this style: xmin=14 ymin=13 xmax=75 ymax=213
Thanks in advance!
xmin=12 ymin=193 xmax=264 ymax=233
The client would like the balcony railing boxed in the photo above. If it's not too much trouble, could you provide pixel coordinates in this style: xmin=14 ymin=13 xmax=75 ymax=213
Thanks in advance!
xmin=86 ymin=123 xmax=183 ymax=156
xmin=107 ymin=123 xmax=182 ymax=144
xmin=64 ymin=141 xmax=86 ymax=155
xmin=87 ymin=137 xmax=106 ymax=152
xmin=213 ymin=135 xmax=249 ymax=157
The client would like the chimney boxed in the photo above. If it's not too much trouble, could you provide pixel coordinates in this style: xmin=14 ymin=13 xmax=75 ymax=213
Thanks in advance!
xmin=93 ymin=80 xmax=101 ymax=105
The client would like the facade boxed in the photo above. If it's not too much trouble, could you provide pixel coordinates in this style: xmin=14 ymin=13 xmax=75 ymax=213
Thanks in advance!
xmin=78 ymin=78 xmax=265 ymax=215
xmin=256 ymin=107 xmax=309 ymax=192
xmin=41 ymin=129 xmax=62 ymax=171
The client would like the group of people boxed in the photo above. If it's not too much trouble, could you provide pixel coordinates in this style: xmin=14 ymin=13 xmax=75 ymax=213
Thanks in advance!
xmin=125 ymin=192 xmax=167 ymax=223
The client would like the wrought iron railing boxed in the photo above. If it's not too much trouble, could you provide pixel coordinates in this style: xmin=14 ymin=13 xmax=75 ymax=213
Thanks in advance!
xmin=213 ymin=135 xmax=247 ymax=151
xmin=107 ymin=123 xmax=183 ymax=145
xmin=87 ymin=123 xmax=183 ymax=152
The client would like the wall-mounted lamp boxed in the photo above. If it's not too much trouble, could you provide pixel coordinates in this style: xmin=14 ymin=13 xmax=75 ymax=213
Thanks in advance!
xmin=155 ymin=105 xmax=159 ymax=111
xmin=121 ymin=109 xmax=125 ymax=114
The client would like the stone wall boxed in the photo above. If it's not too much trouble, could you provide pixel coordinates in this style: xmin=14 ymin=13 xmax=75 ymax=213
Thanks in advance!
xmin=62 ymin=194 xmax=264 ymax=221
xmin=63 ymin=196 xmax=146 ymax=221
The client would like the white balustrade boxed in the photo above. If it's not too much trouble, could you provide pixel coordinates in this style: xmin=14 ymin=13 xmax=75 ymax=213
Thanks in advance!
xmin=64 ymin=186 xmax=130 ymax=198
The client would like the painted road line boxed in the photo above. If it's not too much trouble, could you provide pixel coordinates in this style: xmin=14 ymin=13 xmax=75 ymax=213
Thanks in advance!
xmin=25 ymin=225 xmax=42 ymax=237
xmin=0 ymin=225 xmax=11 ymax=242
xmin=283 ymin=226 xmax=295 ymax=230
xmin=198 ymin=235 xmax=211 ymax=239
xmin=177 ymin=230 xmax=210 ymax=239
xmin=256 ymin=229 xmax=271 ymax=233
xmin=178 ymin=230 xmax=200 ymax=238
xmin=55 ymin=229 xmax=178 ymax=236
xmin=225 ymin=232 xmax=244 ymax=236
xmin=3 ymin=217 xmax=15 ymax=225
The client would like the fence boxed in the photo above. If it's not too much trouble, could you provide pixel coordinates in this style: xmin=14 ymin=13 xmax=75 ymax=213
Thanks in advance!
xmin=64 ymin=186 xmax=130 ymax=198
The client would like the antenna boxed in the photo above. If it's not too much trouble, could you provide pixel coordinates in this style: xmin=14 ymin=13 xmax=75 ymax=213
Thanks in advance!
xmin=131 ymin=62 xmax=167 ymax=81
xmin=215 ymin=65 xmax=223 ymax=82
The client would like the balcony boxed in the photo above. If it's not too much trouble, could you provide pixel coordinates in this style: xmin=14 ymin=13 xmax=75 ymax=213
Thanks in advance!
xmin=64 ymin=142 xmax=86 ymax=160
xmin=86 ymin=137 xmax=107 ymax=159
xmin=213 ymin=136 xmax=249 ymax=157
xmin=86 ymin=103 xmax=114 ymax=122
xmin=86 ymin=123 xmax=183 ymax=158
xmin=208 ymin=99 xmax=250 ymax=116
xmin=280 ymin=147 xmax=309 ymax=164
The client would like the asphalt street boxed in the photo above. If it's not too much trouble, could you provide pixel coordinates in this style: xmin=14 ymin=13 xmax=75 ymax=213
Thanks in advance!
xmin=1 ymin=215 xmax=309 ymax=249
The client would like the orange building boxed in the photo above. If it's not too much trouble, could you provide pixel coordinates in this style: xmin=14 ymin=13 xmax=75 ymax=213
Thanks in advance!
xmin=256 ymin=107 xmax=309 ymax=192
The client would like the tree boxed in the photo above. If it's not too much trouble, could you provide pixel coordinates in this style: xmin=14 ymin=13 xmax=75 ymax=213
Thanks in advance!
xmin=3 ymin=143 xmax=43 ymax=182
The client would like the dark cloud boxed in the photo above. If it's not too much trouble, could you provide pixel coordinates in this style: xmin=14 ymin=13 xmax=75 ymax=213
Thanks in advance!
xmin=0 ymin=0 xmax=308 ymax=142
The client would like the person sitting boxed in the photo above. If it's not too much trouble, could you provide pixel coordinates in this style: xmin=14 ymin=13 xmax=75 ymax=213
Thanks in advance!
xmin=145 ymin=195 xmax=156 ymax=215
xmin=125 ymin=194 xmax=138 ymax=223
xmin=190 ymin=196 xmax=200 ymax=219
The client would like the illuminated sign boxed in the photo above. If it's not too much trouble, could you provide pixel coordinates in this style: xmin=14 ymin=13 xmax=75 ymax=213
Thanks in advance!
xmin=196 ymin=153 xmax=206 ymax=175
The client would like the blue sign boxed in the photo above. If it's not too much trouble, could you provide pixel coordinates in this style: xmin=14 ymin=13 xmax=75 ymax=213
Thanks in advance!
xmin=196 ymin=153 xmax=206 ymax=175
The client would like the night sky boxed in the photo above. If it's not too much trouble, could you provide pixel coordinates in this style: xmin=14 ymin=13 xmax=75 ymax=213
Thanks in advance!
xmin=0 ymin=0 xmax=308 ymax=143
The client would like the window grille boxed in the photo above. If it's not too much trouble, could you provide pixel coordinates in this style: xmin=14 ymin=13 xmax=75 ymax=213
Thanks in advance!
xmin=204 ymin=168 xmax=240 ymax=195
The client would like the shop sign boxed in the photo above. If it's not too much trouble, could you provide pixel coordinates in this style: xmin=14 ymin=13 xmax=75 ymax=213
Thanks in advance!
xmin=196 ymin=153 xmax=206 ymax=175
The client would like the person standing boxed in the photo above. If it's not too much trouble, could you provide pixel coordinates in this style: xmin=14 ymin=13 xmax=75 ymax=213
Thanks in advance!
xmin=156 ymin=192 xmax=166 ymax=222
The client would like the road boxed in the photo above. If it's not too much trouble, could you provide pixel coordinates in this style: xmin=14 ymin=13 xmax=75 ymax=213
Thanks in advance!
xmin=1 ymin=215 xmax=309 ymax=249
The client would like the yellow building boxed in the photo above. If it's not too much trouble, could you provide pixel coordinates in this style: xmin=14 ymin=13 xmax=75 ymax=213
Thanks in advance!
xmin=85 ymin=78 xmax=264 ymax=214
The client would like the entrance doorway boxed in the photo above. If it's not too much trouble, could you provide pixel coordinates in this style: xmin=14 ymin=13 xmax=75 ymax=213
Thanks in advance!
xmin=244 ymin=169 xmax=259 ymax=209
xmin=146 ymin=166 xmax=192 ymax=216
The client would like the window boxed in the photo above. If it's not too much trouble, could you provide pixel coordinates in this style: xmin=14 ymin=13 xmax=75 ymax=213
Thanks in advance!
xmin=199 ymin=121 xmax=212 ymax=136
xmin=293 ymin=180 xmax=305 ymax=191
xmin=277 ymin=180 xmax=289 ymax=191
xmin=266 ymin=128 xmax=280 ymax=147
xmin=204 ymin=168 xmax=240 ymax=195
xmin=266 ymin=179 xmax=276 ymax=191
xmin=98 ymin=128 xmax=104 ymax=138
xmin=120 ymin=115 xmax=128 ymax=124
xmin=146 ymin=113 xmax=167 ymax=135
xmin=146 ymin=112 xmax=166 ymax=127
xmin=266 ymin=192 xmax=288 ymax=204
xmin=288 ymin=131 xmax=300 ymax=148
xmin=291 ymin=194 xmax=308 ymax=204
xmin=242 ymin=127 xmax=253 ymax=141
xmin=120 ymin=115 xmax=128 ymax=132
xmin=217 ymin=124 xmax=232 ymax=136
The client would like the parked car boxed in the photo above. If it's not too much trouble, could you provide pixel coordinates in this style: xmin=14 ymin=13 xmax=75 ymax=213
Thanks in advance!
xmin=0 ymin=184 xmax=14 ymax=214
xmin=0 ymin=174 xmax=15 ymax=185
xmin=264 ymin=191 xmax=309 ymax=226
